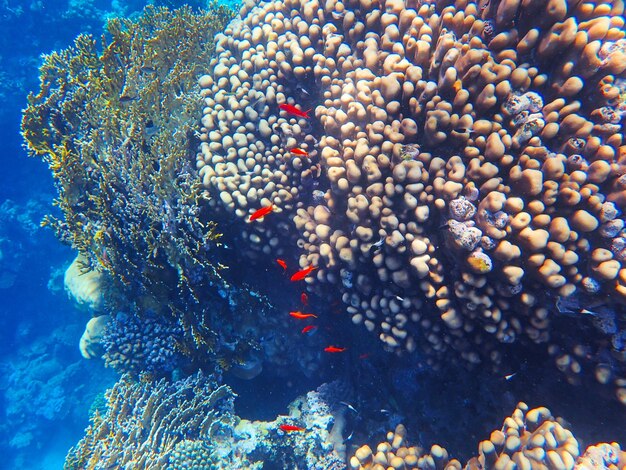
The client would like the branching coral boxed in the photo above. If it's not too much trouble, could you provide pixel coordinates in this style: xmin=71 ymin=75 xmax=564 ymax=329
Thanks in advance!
xmin=21 ymin=5 xmax=233 ymax=313
xmin=64 ymin=371 xmax=236 ymax=469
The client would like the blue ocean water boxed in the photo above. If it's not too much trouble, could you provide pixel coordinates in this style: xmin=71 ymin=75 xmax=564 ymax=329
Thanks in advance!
xmin=2 ymin=0 xmax=626 ymax=468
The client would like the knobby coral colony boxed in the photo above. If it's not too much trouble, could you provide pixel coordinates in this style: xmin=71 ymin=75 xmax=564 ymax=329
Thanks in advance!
xmin=350 ymin=402 xmax=626 ymax=470
xmin=197 ymin=0 xmax=626 ymax=403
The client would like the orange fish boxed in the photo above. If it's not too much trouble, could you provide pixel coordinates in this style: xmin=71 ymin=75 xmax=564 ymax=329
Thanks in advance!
xmin=324 ymin=346 xmax=347 ymax=353
xmin=276 ymin=259 xmax=287 ymax=270
xmin=290 ymin=311 xmax=318 ymax=320
xmin=301 ymin=325 xmax=318 ymax=335
xmin=290 ymin=266 xmax=317 ymax=281
xmin=280 ymin=424 xmax=305 ymax=432
xmin=279 ymin=103 xmax=311 ymax=118
xmin=290 ymin=147 xmax=309 ymax=157
xmin=300 ymin=293 xmax=308 ymax=306
xmin=249 ymin=204 xmax=274 ymax=222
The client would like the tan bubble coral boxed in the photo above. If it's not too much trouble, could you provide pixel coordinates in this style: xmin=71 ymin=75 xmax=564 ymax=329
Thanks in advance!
xmin=352 ymin=404 xmax=626 ymax=470
xmin=199 ymin=0 xmax=626 ymax=400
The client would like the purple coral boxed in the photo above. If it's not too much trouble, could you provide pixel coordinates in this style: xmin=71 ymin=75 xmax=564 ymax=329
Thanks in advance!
xmin=102 ymin=311 xmax=184 ymax=376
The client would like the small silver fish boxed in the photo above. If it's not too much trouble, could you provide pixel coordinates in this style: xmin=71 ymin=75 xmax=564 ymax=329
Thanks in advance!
xmin=340 ymin=401 xmax=358 ymax=414
xmin=580 ymin=308 xmax=599 ymax=316
xmin=504 ymin=373 xmax=517 ymax=381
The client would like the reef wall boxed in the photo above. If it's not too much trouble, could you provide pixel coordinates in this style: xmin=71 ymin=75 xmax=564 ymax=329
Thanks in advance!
xmin=196 ymin=0 xmax=626 ymax=402
xmin=18 ymin=0 xmax=626 ymax=467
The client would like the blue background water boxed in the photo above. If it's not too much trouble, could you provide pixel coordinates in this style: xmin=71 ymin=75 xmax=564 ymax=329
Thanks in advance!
xmin=0 ymin=1 xmax=237 ymax=468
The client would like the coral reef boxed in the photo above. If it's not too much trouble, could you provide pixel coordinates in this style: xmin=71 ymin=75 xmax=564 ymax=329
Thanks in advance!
xmin=0 ymin=316 xmax=117 ymax=466
xmin=22 ymin=5 xmax=232 ymax=313
xmin=197 ymin=0 xmax=626 ymax=403
xmin=65 ymin=375 xmax=346 ymax=469
xmin=65 ymin=371 xmax=236 ymax=469
xmin=102 ymin=311 xmax=184 ymax=376
xmin=350 ymin=402 xmax=626 ymax=470
xmin=16 ymin=0 xmax=626 ymax=469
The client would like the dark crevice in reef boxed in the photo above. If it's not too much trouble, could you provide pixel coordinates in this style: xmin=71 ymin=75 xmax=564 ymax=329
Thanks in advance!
xmin=228 ymin=370 xmax=322 ymax=421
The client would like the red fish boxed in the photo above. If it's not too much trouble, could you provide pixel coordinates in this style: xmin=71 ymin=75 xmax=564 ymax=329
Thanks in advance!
xmin=290 ymin=311 xmax=317 ymax=320
xmin=359 ymin=353 xmax=370 ymax=360
xmin=249 ymin=204 xmax=274 ymax=222
xmin=290 ymin=266 xmax=317 ymax=281
xmin=290 ymin=147 xmax=309 ymax=157
xmin=300 ymin=293 xmax=308 ymax=306
xmin=324 ymin=346 xmax=347 ymax=353
xmin=279 ymin=103 xmax=311 ymax=119
xmin=280 ymin=424 xmax=305 ymax=432
xmin=301 ymin=325 xmax=318 ymax=335
xmin=276 ymin=259 xmax=287 ymax=270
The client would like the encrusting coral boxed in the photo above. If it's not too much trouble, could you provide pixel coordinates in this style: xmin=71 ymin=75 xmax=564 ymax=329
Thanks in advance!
xmin=197 ymin=0 xmax=626 ymax=403
xmin=350 ymin=402 xmax=626 ymax=470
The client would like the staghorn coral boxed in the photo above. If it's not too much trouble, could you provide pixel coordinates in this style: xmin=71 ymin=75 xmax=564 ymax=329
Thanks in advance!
xmin=350 ymin=403 xmax=626 ymax=470
xmin=21 ymin=5 xmax=233 ymax=314
xmin=64 ymin=371 xmax=236 ymax=470
xmin=197 ymin=0 xmax=626 ymax=403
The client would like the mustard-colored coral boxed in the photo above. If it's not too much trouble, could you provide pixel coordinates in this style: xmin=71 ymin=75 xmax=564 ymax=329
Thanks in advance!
xmin=22 ymin=5 xmax=233 ymax=312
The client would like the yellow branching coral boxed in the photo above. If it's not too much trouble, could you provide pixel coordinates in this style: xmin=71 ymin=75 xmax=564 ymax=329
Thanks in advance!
xmin=22 ymin=5 xmax=235 ymax=310
xmin=64 ymin=372 xmax=235 ymax=470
